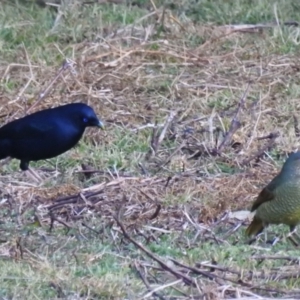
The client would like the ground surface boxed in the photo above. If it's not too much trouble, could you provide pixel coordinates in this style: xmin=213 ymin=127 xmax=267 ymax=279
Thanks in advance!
xmin=1 ymin=1 xmax=300 ymax=299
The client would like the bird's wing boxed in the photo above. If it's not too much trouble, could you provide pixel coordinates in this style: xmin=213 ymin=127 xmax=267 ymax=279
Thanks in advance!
xmin=250 ymin=186 xmax=275 ymax=211
xmin=250 ymin=174 xmax=283 ymax=212
xmin=0 ymin=120 xmax=54 ymax=139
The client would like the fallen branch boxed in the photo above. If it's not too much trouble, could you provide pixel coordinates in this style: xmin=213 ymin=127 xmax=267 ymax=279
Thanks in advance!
xmin=49 ymin=211 xmax=73 ymax=232
xmin=215 ymin=83 xmax=250 ymax=154
xmin=241 ymin=133 xmax=279 ymax=166
xmin=114 ymin=204 xmax=195 ymax=286
xmin=293 ymin=115 xmax=300 ymax=137
xmin=146 ymin=111 xmax=177 ymax=159
xmin=132 ymin=261 xmax=166 ymax=300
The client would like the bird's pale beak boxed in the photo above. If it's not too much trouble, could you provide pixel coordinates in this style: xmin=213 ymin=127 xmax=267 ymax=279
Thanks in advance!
xmin=98 ymin=120 xmax=105 ymax=129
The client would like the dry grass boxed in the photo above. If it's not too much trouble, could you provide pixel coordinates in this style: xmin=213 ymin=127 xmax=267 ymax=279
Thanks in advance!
xmin=1 ymin=0 xmax=300 ymax=299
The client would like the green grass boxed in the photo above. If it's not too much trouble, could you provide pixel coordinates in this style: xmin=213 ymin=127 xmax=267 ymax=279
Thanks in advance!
xmin=182 ymin=0 xmax=300 ymax=24
xmin=0 ymin=1 xmax=147 ymax=63
xmin=1 ymin=218 xmax=300 ymax=297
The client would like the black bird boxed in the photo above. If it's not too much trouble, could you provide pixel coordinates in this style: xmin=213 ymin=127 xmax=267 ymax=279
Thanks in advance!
xmin=0 ymin=103 xmax=103 ymax=177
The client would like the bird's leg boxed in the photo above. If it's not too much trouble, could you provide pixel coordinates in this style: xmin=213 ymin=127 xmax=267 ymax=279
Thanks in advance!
xmin=247 ymin=226 xmax=266 ymax=245
xmin=264 ymin=229 xmax=268 ymax=243
xmin=289 ymin=225 xmax=300 ymax=239
xmin=288 ymin=225 xmax=297 ymax=236
xmin=270 ymin=236 xmax=280 ymax=246
xmin=21 ymin=161 xmax=44 ymax=183
xmin=261 ymin=223 xmax=281 ymax=245
xmin=25 ymin=168 xmax=44 ymax=183
xmin=263 ymin=230 xmax=279 ymax=245
xmin=287 ymin=226 xmax=299 ymax=247
xmin=248 ymin=231 xmax=265 ymax=244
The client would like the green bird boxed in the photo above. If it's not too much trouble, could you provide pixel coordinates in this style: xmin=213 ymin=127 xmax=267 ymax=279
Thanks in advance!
xmin=246 ymin=152 xmax=300 ymax=240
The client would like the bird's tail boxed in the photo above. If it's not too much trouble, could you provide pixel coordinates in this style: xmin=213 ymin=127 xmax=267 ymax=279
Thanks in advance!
xmin=245 ymin=216 xmax=264 ymax=236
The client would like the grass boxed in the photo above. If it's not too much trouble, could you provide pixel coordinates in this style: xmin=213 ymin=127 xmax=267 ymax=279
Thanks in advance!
xmin=1 ymin=0 xmax=300 ymax=298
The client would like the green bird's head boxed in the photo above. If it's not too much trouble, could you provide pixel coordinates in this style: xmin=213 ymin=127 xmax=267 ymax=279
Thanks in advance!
xmin=281 ymin=151 xmax=300 ymax=176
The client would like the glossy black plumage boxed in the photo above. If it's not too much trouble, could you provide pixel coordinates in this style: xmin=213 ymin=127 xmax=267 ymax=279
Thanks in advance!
xmin=0 ymin=103 xmax=103 ymax=171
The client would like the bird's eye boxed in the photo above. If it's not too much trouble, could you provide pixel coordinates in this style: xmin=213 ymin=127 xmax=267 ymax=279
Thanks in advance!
xmin=83 ymin=117 xmax=88 ymax=123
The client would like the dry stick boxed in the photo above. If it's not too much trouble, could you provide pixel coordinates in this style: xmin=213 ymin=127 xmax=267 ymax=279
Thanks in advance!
xmin=174 ymin=260 xmax=293 ymax=296
xmin=138 ymin=162 xmax=149 ymax=175
xmin=134 ymin=188 xmax=161 ymax=220
xmin=27 ymin=59 xmax=75 ymax=114
xmin=133 ymin=187 xmax=162 ymax=220
xmin=196 ymin=262 xmax=241 ymax=276
xmin=250 ymin=269 xmax=300 ymax=280
xmin=170 ymin=258 xmax=220 ymax=281
xmin=154 ymin=111 xmax=177 ymax=155
xmin=170 ymin=258 xmax=287 ymax=296
xmin=241 ymin=133 xmax=279 ymax=166
xmin=149 ymin=0 xmax=157 ymax=11
xmin=135 ymin=187 xmax=156 ymax=203
xmin=47 ymin=193 xmax=105 ymax=211
xmin=87 ymin=49 xmax=193 ymax=68
xmin=251 ymin=255 xmax=300 ymax=262
xmin=273 ymin=271 xmax=300 ymax=280
xmin=49 ymin=211 xmax=72 ymax=232
xmin=77 ymin=168 xmax=133 ymax=178
xmin=222 ymin=221 xmax=243 ymax=239
xmin=48 ymin=178 xmax=127 ymax=209
xmin=15 ymin=237 xmax=24 ymax=260
xmin=149 ymin=204 xmax=161 ymax=220
xmin=155 ymin=141 xmax=186 ymax=174
xmin=48 ymin=176 xmax=164 ymax=211
xmin=216 ymin=84 xmax=250 ymax=154
xmin=4 ymin=59 xmax=75 ymax=128
xmin=82 ymin=222 xmax=103 ymax=235
xmin=48 ymin=198 xmax=81 ymax=210
xmin=146 ymin=121 xmax=159 ymax=160
xmin=142 ymin=280 xmax=182 ymax=299
xmin=139 ymin=263 xmax=189 ymax=297
xmin=156 ymin=5 xmax=166 ymax=32
xmin=83 ymin=0 xmax=125 ymax=4
xmin=293 ymin=115 xmax=300 ymax=137
xmin=114 ymin=206 xmax=195 ymax=286
xmin=15 ymin=44 xmax=34 ymax=107
xmin=146 ymin=111 xmax=177 ymax=160
xmin=256 ymin=132 xmax=279 ymax=141
xmin=133 ymin=261 xmax=166 ymax=300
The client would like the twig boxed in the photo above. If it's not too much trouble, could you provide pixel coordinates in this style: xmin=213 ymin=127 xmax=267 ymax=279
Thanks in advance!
xmin=48 ymin=197 xmax=81 ymax=210
xmin=155 ymin=141 xmax=186 ymax=174
xmin=156 ymin=111 xmax=177 ymax=150
xmin=82 ymin=222 xmax=103 ymax=235
xmin=251 ymin=255 xmax=300 ymax=262
xmin=293 ymin=115 xmax=300 ymax=137
xmin=170 ymin=258 xmax=220 ymax=281
xmin=27 ymin=59 xmax=75 ymax=114
xmin=15 ymin=237 xmax=24 ymax=260
xmin=216 ymin=84 xmax=250 ymax=153
xmin=196 ymin=262 xmax=241 ymax=276
xmin=149 ymin=204 xmax=161 ymax=220
xmin=114 ymin=206 xmax=195 ymax=286
xmin=241 ymin=133 xmax=279 ymax=166
xmin=49 ymin=211 xmax=72 ymax=232
xmin=147 ymin=111 xmax=177 ymax=159
xmin=132 ymin=261 xmax=166 ymax=300
xmin=172 ymin=258 xmax=290 ymax=296
xmin=222 ymin=222 xmax=243 ymax=239
xmin=143 ymin=279 xmax=182 ymax=299
xmin=256 ymin=132 xmax=279 ymax=141
xmin=138 ymin=162 xmax=149 ymax=176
